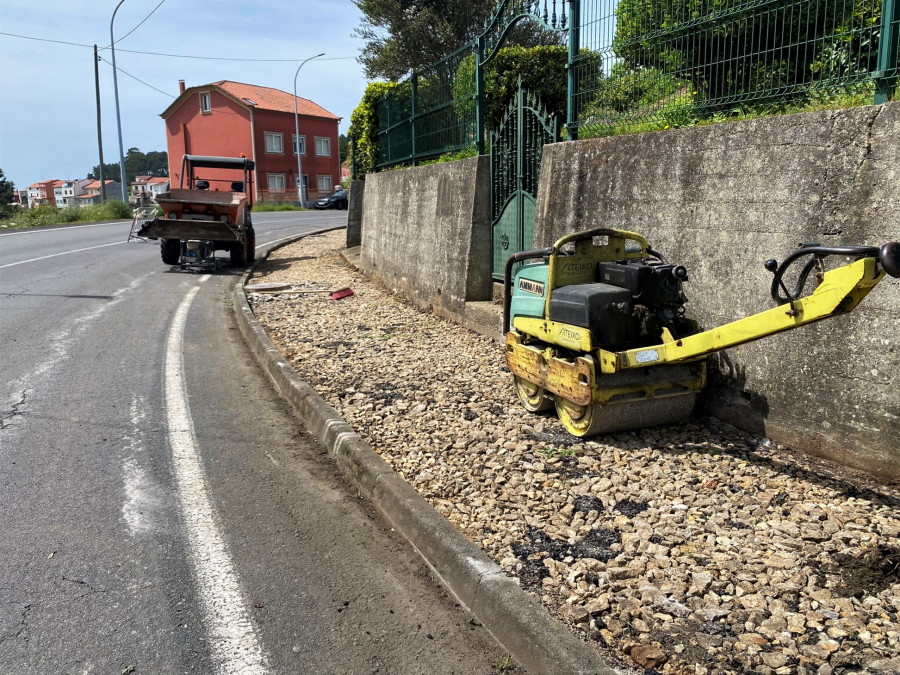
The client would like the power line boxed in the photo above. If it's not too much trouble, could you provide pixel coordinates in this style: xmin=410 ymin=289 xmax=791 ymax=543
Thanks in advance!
xmin=115 ymin=50 xmax=358 ymax=62
xmin=97 ymin=55 xmax=175 ymax=98
xmin=105 ymin=0 xmax=167 ymax=49
xmin=0 ymin=31 xmax=92 ymax=49
xmin=1 ymin=31 xmax=357 ymax=63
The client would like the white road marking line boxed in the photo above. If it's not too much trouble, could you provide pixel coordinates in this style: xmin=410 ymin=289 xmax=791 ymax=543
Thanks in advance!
xmin=256 ymin=233 xmax=302 ymax=249
xmin=165 ymin=288 xmax=269 ymax=675
xmin=0 ymin=242 xmax=123 ymax=270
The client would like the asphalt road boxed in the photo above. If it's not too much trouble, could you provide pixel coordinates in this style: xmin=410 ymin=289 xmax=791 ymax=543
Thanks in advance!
xmin=0 ymin=212 xmax=511 ymax=674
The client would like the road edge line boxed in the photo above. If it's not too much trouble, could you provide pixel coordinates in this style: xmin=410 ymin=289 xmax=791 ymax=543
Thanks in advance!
xmin=232 ymin=229 xmax=617 ymax=675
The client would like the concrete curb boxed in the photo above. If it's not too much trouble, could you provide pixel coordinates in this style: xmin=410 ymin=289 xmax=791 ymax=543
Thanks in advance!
xmin=233 ymin=230 xmax=616 ymax=675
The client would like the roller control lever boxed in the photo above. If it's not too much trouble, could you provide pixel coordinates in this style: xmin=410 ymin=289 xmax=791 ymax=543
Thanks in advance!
xmin=765 ymin=243 xmax=892 ymax=306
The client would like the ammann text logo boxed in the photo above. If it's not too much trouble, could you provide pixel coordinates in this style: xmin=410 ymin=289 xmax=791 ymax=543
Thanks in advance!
xmin=517 ymin=278 xmax=545 ymax=297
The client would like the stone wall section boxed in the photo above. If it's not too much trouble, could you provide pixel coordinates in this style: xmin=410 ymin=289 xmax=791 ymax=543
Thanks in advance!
xmin=346 ymin=180 xmax=365 ymax=248
xmin=359 ymin=156 xmax=492 ymax=313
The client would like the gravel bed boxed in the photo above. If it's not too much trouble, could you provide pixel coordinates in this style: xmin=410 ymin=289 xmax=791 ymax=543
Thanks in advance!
xmin=248 ymin=230 xmax=900 ymax=675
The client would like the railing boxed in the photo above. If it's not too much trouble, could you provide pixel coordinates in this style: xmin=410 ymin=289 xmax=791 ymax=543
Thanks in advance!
xmin=572 ymin=0 xmax=900 ymax=138
xmin=375 ymin=42 xmax=479 ymax=169
xmin=372 ymin=0 xmax=898 ymax=170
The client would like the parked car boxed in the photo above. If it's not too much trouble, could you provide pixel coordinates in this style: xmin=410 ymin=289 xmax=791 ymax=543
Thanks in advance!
xmin=314 ymin=189 xmax=348 ymax=210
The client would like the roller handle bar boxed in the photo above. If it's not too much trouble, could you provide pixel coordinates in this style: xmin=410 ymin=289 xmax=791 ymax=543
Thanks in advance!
xmin=764 ymin=243 xmax=896 ymax=305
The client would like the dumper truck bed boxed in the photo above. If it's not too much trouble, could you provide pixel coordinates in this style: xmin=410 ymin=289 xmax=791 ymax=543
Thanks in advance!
xmin=156 ymin=189 xmax=244 ymax=207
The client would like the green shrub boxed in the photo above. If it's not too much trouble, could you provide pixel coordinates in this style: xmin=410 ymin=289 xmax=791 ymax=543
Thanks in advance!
xmin=254 ymin=202 xmax=304 ymax=212
xmin=348 ymin=81 xmax=399 ymax=178
xmin=0 ymin=200 xmax=132 ymax=230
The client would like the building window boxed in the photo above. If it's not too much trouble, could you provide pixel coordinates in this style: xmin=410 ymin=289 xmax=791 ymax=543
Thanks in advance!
xmin=316 ymin=175 xmax=333 ymax=193
xmin=295 ymin=174 xmax=308 ymax=189
xmin=200 ymin=92 xmax=211 ymax=113
xmin=293 ymin=135 xmax=306 ymax=155
xmin=315 ymin=137 xmax=331 ymax=157
xmin=265 ymin=132 xmax=284 ymax=154
xmin=268 ymin=174 xmax=286 ymax=192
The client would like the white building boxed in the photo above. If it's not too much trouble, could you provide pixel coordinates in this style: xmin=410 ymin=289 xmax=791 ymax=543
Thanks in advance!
xmin=130 ymin=175 xmax=170 ymax=205
xmin=55 ymin=179 xmax=92 ymax=208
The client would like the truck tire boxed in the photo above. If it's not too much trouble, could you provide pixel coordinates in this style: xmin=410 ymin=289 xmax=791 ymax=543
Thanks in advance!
xmin=161 ymin=238 xmax=180 ymax=265
xmin=246 ymin=227 xmax=256 ymax=264
xmin=230 ymin=239 xmax=247 ymax=266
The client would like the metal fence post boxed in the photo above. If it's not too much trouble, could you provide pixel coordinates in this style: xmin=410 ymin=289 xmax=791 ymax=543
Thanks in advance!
xmin=567 ymin=0 xmax=581 ymax=141
xmin=411 ymin=72 xmax=419 ymax=165
xmin=875 ymin=0 xmax=899 ymax=103
xmin=476 ymin=36 xmax=486 ymax=155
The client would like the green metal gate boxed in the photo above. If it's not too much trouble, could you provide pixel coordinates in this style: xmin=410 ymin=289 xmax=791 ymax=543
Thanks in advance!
xmin=491 ymin=84 xmax=560 ymax=279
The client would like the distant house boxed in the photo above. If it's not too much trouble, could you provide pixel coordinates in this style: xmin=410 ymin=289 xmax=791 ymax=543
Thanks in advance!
xmin=55 ymin=179 xmax=92 ymax=208
xmin=130 ymin=175 xmax=170 ymax=205
xmin=160 ymin=79 xmax=341 ymax=204
xmin=27 ymin=180 xmax=62 ymax=208
xmin=74 ymin=180 xmax=121 ymax=206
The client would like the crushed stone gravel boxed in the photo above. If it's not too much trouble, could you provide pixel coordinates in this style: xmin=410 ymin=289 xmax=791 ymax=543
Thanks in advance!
xmin=248 ymin=230 xmax=900 ymax=675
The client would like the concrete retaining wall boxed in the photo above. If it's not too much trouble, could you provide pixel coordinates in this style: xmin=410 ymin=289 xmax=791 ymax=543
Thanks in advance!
xmin=536 ymin=103 xmax=900 ymax=476
xmin=359 ymin=156 xmax=492 ymax=312
xmin=346 ymin=180 xmax=364 ymax=248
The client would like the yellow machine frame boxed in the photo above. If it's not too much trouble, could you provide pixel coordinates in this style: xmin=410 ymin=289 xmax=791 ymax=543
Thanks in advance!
xmin=505 ymin=227 xmax=893 ymax=436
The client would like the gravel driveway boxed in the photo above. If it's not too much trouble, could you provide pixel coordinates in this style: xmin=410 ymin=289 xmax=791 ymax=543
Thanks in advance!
xmin=249 ymin=230 xmax=900 ymax=675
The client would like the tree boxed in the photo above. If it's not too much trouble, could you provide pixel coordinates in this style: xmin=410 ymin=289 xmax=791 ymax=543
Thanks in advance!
xmin=0 ymin=168 xmax=15 ymax=206
xmin=339 ymin=134 xmax=350 ymax=163
xmin=354 ymin=0 xmax=563 ymax=80
xmin=88 ymin=162 xmax=121 ymax=183
xmin=88 ymin=148 xmax=168 ymax=186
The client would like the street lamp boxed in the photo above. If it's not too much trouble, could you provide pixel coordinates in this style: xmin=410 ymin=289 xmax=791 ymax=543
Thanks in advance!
xmin=294 ymin=53 xmax=325 ymax=206
xmin=110 ymin=0 xmax=128 ymax=202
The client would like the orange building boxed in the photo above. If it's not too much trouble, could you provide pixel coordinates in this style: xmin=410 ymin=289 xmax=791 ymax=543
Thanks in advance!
xmin=161 ymin=80 xmax=341 ymax=204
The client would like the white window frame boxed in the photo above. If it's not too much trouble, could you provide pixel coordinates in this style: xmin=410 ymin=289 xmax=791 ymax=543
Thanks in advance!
xmin=265 ymin=132 xmax=284 ymax=154
xmin=295 ymin=174 xmax=308 ymax=189
xmin=267 ymin=174 xmax=286 ymax=192
xmin=316 ymin=175 xmax=333 ymax=193
xmin=199 ymin=92 xmax=211 ymax=113
xmin=293 ymin=134 xmax=307 ymax=156
xmin=314 ymin=136 xmax=331 ymax=157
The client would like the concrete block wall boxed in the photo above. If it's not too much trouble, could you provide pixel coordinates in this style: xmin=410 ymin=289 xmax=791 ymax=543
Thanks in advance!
xmin=359 ymin=156 xmax=492 ymax=313
xmin=346 ymin=180 xmax=364 ymax=248
xmin=535 ymin=103 xmax=900 ymax=476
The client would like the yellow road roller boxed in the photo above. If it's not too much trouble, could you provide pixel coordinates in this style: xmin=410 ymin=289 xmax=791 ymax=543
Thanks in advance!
xmin=504 ymin=228 xmax=899 ymax=436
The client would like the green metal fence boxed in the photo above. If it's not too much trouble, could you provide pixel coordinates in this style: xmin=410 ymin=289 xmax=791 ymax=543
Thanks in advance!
xmin=374 ymin=0 xmax=899 ymax=169
xmin=375 ymin=42 xmax=478 ymax=169
xmin=572 ymin=0 xmax=900 ymax=138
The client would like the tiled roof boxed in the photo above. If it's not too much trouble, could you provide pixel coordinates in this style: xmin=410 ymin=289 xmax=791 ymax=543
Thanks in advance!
xmin=148 ymin=177 xmax=169 ymax=184
xmin=161 ymin=80 xmax=339 ymax=120
xmin=213 ymin=80 xmax=340 ymax=119
xmin=84 ymin=180 xmax=118 ymax=189
xmin=28 ymin=180 xmax=63 ymax=189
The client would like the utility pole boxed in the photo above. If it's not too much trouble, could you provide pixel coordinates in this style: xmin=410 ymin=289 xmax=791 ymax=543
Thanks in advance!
xmin=94 ymin=45 xmax=106 ymax=202
xmin=111 ymin=0 xmax=128 ymax=202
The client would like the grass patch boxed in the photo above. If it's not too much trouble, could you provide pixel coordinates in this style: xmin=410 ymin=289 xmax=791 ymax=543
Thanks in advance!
xmin=578 ymin=87 xmax=884 ymax=140
xmin=254 ymin=201 xmax=305 ymax=212
xmin=0 ymin=201 xmax=132 ymax=230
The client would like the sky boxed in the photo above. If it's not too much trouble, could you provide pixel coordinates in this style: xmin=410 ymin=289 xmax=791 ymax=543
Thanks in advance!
xmin=0 ymin=0 xmax=371 ymax=190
